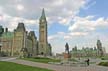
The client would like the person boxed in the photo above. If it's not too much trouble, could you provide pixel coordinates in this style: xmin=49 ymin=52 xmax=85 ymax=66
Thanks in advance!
xmin=86 ymin=58 xmax=90 ymax=66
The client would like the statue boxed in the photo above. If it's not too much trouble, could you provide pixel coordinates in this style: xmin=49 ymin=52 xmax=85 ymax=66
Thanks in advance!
xmin=64 ymin=42 xmax=71 ymax=59
xmin=65 ymin=43 xmax=69 ymax=54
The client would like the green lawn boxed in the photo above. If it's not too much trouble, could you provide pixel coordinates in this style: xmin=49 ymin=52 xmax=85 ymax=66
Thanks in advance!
xmin=22 ymin=57 xmax=61 ymax=63
xmin=69 ymin=58 xmax=79 ymax=62
xmin=101 ymin=57 xmax=108 ymax=60
xmin=98 ymin=62 xmax=108 ymax=67
xmin=0 ymin=61 xmax=53 ymax=71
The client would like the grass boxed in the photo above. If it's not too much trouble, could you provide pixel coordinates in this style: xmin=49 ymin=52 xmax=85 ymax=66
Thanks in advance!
xmin=21 ymin=57 xmax=61 ymax=63
xmin=98 ymin=62 xmax=108 ymax=67
xmin=69 ymin=58 xmax=79 ymax=62
xmin=0 ymin=61 xmax=53 ymax=71
xmin=101 ymin=57 xmax=108 ymax=60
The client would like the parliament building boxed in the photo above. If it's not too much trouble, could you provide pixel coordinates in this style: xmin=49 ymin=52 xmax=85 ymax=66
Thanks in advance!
xmin=70 ymin=40 xmax=105 ymax=57
xmin=0 ymin=9 xmax=52 ymax=57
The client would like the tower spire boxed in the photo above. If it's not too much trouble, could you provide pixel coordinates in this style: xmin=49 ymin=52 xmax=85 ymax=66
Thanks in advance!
xmin=40 ymin=8 xmax=46 ymax=20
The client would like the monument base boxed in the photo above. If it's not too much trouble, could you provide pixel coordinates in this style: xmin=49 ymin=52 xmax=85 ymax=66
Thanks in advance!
xmin=63 ymin=53 xmax=71 ymax=59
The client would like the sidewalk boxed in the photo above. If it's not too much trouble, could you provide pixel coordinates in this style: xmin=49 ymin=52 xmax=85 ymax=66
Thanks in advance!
xmin=8 ymin=59 xmax=108 ymax=71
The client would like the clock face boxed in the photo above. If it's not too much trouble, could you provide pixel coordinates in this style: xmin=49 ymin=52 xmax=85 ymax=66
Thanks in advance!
xmin=42 ymin=19 xmax=44 ymax=22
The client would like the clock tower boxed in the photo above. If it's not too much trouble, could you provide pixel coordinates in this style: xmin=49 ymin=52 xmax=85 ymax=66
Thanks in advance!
xmin=39 ymin=9 xmax=48 ymax=55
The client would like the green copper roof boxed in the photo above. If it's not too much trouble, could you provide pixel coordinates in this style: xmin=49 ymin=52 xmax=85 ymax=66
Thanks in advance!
xmin=97 ymin=39 xmax=101 ymax=45
xmin=0 ymin=26 xmax=3 ymax=33
xmin=2 ymin=32 xmax=14 ymax=38
xmin=40 ymin=8 xmax=46 ymax=20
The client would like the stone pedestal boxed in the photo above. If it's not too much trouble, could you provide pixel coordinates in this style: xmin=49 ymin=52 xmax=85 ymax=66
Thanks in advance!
xmin=64 ymin=53 xmax=71 ymax=59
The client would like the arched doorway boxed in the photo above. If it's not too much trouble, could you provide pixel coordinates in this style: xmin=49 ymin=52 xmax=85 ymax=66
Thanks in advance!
xmin=41 ymin=52 xmax=44 ymax=55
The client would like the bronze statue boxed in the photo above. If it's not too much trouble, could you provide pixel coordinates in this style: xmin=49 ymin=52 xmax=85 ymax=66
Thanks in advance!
xmin=65 ymin=43 xmax=69 ymax=54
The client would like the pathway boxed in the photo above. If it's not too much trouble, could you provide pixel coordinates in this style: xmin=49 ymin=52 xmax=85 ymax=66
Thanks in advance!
xmin=8 ymin=59 xmax=108 ymax=71
xmin=0 ymin=57 xmax=17 ymax=61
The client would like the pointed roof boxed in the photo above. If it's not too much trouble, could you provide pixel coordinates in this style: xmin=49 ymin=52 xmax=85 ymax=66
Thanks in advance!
xmin=97 ymin=39 xmax=101 ymax=44
xmin=15 ymin=22 xmax=26 ymax=32
xmin=40 ymin=8 xmax=46 ymax=20
xmin=0 ymin=25 xmax=3 ymax=32
xmin=0 ymin=25 xmax=4 ymax=36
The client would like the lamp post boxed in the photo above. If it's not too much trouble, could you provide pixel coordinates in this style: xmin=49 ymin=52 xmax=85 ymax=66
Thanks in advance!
xmin=0 ymin=43 xmax=2 ymax=56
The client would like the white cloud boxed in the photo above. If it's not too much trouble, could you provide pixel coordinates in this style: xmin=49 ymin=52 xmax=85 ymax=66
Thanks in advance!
xmin=47 ymin=16 xmax=108 ymax=53
xmin=63 ymin=32 xmax=88 ymax=40
xmin=0 ymin=0 xmax=87 ymax=24
xmin=0 ymin=0 xmax=108 ymax=53
xmin=48 ymin=31 xmax=88 ymax=42
xmin=69 ymin=32 xmax=88 ymax=36
xmin=48 ymin=35 xmax=58 ymax=41
xmin=59 ymin=18 xmax=68 ymax=25
xmin=0 ymin=11 xmax=38 ymax=31
xmin=16 ymin=4 xmax=24 ymax=11
xmin=52 ymin=0 xmax=65 ymax=6
xmin=0 ymin=0 xmax=89 ymax=33
xmin=69 ymin=16 xmax=108 ymax=32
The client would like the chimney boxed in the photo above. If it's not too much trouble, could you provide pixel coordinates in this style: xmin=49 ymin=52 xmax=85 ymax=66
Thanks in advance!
xmin=5 ymin=28 xmax=8 ymax=32
xmin=2 ymin=28 xmax=4 ymax=33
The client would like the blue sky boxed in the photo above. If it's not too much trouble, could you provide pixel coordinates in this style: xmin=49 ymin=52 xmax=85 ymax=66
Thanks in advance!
xmin=0 ymin=0 xmax=108 ymax=54
xmin=79 ymin=0 xmax=108 ymax=18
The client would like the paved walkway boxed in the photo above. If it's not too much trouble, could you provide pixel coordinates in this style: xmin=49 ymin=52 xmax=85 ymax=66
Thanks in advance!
xmin=8 ymin=59 xmax=108 ymax=71
xmin=0 ymin=57 xmax=17 ymax=61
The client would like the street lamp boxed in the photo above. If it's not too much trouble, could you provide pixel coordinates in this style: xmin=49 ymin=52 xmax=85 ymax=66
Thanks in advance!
xmin=0 ymin=43 xmax=2 ymax=56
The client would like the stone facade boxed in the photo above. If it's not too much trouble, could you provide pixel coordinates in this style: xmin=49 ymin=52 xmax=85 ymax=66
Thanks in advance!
xmin=97 ymin=40 xmax=104 ymax=57
xmin=13 ymin=23 xmax=27 ymax=56
xmin=39 ymin=9 xmax=51 ymax=56
xmin=1 ymin=34 xmax=13 ymax=56
xmin=0 ymin=9 xmax=52 ymax=57
xmin=71 ymin=47 xmax=98 ymax=57
xmin=26 ymin=31 xmax=38 ymax=57
xmin=0 ymin=28 xmax=13 ymax=56
xmin=0 ymin=23 xmax=38 ymax=57
xmin=70 ymin=40 xmax=105 ymax=58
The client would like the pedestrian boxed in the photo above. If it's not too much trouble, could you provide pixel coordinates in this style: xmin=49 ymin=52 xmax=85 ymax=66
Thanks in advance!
xmin=86 ymin=58 xmax=90 ymax=66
